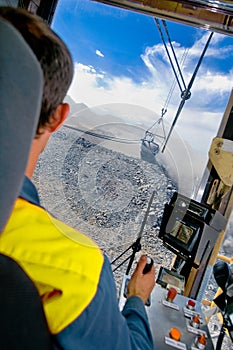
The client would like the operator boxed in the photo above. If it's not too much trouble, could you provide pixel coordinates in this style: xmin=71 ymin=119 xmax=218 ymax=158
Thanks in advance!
xmin=0 ymin=7 xmax=155 ymax=350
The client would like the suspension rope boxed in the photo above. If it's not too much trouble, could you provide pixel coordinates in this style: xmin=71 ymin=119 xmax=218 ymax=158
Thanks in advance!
xmin=154 ymin=18 xmax=184 ymax=93
xmin=163 ymin=47 xmax=189 ymax=110
xmin=162 ymin=31 xmax=214 ymax=152
xmin=162 ymin=20 xmax=187 ymax=91
xmin=146 ymin=46 xmax=189 ymax=136
xmin=144 ymin=19 xmax=189 ymax=144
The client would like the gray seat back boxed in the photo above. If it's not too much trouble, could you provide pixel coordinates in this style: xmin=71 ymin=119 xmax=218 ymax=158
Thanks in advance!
xmin=0 ymin=17 xmax=43 ymax=231
xmin=0 ymin=17 xmax=52 ymax=349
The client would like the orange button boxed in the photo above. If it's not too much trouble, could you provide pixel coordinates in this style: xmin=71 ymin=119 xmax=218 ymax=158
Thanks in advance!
xmin=197 ymin=334 xmax=206 ymax=345
xmin=166 ymin=287 xmax=177 ymax=302
xmin=192 ymin=314 xmax=200 ymax=324
xmin=169 ymin=327 xmax=181 ymax=341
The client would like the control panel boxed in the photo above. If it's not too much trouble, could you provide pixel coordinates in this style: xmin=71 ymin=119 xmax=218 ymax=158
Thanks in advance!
xmin=146 ymin=285 xmax=214 ymax=349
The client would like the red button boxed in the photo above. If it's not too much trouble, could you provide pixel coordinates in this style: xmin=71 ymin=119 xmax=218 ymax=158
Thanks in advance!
xmin=188 ymin=299 xmax=195 ymax=307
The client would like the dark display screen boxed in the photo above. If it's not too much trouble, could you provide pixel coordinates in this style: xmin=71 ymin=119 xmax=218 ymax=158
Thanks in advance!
xmin=170 ymin=221 xmax=194 ymax=244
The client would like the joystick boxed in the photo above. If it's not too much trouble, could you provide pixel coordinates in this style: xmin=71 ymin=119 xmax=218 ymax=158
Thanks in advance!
xmin=143 ymin=257 xmax=154 ymax=274
xmin=143 ymin=257 xmax=153 ymax=306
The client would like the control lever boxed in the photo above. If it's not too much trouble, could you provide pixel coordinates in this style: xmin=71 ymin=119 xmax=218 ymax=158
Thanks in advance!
xmin=143 ymin=257 xmax=154 ymax=274
xmin=143 ymin=257 xmax=154 ymax=306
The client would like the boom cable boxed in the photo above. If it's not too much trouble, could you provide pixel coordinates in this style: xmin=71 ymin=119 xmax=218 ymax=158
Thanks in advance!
xmin=162 ymin=31 xmax=214 ymax=152
xmin=144 ymin=24 xmax=189 ymax=149
xmin=162 ymin=20 xmax=187 ymax=91
xmin=154 ymin=18 xmax=186 ymax=93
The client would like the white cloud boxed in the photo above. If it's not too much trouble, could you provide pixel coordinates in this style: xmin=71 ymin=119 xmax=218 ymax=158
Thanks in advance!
xmin=68 ymin=32 xmax=233 ymax=160
xmin=96 ymin=49 xmax=104 ymax=57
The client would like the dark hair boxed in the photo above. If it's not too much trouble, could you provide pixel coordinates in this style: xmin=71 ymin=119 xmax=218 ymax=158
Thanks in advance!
xmin=0 ymin=6 xmax=74 ymax=134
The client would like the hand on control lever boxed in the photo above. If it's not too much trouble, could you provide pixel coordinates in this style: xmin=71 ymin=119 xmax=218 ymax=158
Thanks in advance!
xmin=127 ymin=255 xmax=155 ymax=305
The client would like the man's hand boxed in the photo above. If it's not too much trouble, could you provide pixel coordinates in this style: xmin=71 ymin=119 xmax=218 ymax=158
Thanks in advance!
xmin=127 ymin=255 xmax=155 ymax=304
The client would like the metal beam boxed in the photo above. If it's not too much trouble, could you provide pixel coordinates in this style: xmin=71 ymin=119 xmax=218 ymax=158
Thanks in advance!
xmin=94 ymin=0 xmax=233 ymax=36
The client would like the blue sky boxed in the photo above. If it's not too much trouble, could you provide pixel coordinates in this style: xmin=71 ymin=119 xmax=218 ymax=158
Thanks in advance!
xmin=52 ymin=0 xmax=233 ymax=158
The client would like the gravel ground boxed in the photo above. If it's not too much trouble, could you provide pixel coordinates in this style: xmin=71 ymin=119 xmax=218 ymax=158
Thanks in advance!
xmin=33 ymin=126 xmax=233 ymax=349
xmin=34 ymin=127 xmax=176 ymax=266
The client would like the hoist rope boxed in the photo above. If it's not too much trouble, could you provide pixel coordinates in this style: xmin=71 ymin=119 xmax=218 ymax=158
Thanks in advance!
xmin=63 ymin=125 xmax=141 ymax=144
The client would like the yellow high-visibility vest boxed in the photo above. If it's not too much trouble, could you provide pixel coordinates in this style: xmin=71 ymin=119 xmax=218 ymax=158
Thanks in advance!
xmin=0 ymin=198 xmax=104 ymax=334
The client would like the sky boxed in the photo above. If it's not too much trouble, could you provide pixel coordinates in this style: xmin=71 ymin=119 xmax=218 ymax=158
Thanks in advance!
xmin=52 ymin=0 xmax=233 ymax=162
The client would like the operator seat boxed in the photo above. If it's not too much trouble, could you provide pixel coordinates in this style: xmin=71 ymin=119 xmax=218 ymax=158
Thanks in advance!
xmin=0 ymin=17 xmax=52 ymax=349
